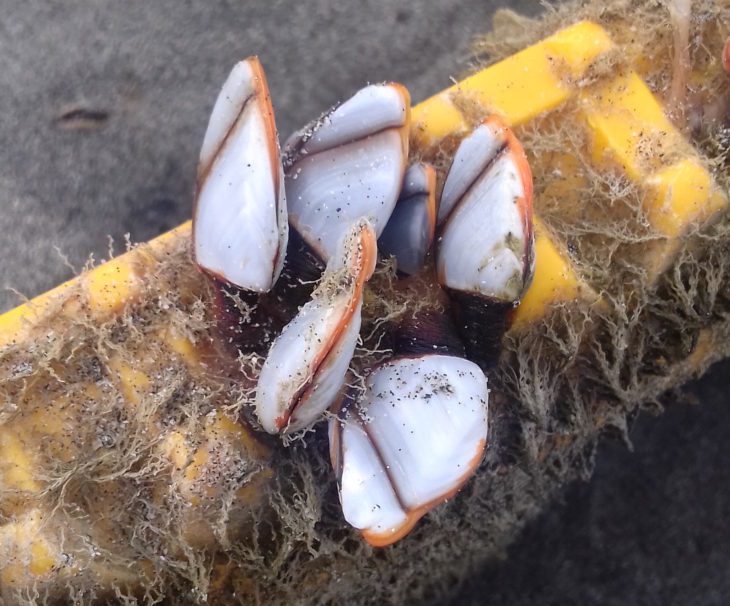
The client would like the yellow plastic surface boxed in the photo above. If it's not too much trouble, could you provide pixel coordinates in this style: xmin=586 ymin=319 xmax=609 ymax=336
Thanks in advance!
xmin=646 ymin=160 xmax=726 ymax=237
xmin=0 ymin=221 xmax=192 ymax=350
xmin=0 ymin=511 xmax=58 ymax=587
xmin=581 ymin=72 xmax=678 ymax=180
xmin=28 ymin=541 xmax=55 ymax=576
xmin=85 ymin=255 xmax=143 ymax=316
xmin=159 ymin=411 xmax=271 ymax=508
xmin=411 ymin=21 xmax=614 ymax=145
xmin=107 ymin=355 xmax=152 ymax=407
xmin=159 ymin=326 xmax=201 ymax=366
xmin=0 ymin=280 xmax=81 ymax=349
xmin=581 ymin=73 xmax=727 ymax=237
xmin=512 ymin=218 xmax=584 ymax=329
xmin=0 ymin=431 xmax=41 ymax=494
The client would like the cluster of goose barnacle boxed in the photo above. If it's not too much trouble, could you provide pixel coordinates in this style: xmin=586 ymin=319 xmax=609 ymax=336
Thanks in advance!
xmin=192 ymin=57 xmax=534 ymax=547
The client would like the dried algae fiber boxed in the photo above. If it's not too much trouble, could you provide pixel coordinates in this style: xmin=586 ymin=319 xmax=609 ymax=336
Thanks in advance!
xmin=2 ymin=0 xmax=730 ymax=604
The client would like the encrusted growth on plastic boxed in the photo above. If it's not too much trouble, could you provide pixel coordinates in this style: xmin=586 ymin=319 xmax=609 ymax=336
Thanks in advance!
xmin=2 ymin=1 xmax=730 ymax=603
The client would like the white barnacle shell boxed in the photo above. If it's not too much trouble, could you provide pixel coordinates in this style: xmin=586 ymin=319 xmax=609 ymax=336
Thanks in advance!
xmin=378 ymin=162 xmax=437 ymax=276
xmin=255 ymin=219 xmax=377 ymax=434
xmin=330 ymin=354 xmax=489 ymax=547
xmin=193 ymin=57 xmax=288 ymax=293
xmin=436 ymin=116 xmax=534 ymax=302
xmin=283 ymin=83 xmax=410 ymax=263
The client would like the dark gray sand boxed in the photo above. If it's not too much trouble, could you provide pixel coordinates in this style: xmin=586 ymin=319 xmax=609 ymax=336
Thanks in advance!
xmin=2 ymin=2 xmax=729 ymax=604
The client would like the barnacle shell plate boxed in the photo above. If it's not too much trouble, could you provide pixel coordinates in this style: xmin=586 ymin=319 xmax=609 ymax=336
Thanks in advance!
xmin=437 ymin=119 xmax=533 ymax=302
xmin=285 ymin=83 xmax=410 ymax=262
xmin=331 ymin=355 xmax=488 ymax=546
xmin=378 ymin=162 xmax=437 ymax=275
xmin=194 ymin=58 xmax=287 ymax=292
xmin=255 ymin=220 xmax=376 ymax=434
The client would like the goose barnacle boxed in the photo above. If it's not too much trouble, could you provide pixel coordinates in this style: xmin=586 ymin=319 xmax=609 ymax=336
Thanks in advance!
xmin=436 ymin=116 xmax=535 ymax=366
xmin=255 ymin=219 xmax=376 ymax=434
xmin=191 ymin=59 xmax=534 ymax=547
xmin=193 ymin=57 xmax=288 ymax=293
xmin=378 ymin=162 xmax=437 ymax=276
xmin=329 ymin=312 xmax=489 ymax=547
xmin=283 ymin=83 xmax=410 ymax=264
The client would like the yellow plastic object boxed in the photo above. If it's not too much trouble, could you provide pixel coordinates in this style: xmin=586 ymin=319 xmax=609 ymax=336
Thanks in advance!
xmin=107 ymin=355 xmax=153 ymax=407
xmin=0 ymin=281 xmax=80 ymax=349
xmin=1 ymin=17 xmax=726 ymax=598
xmin=0 ymin=431 xmax=42 ymax=494
xmin=1 ymin=19 xmax=723 ymax=345
xmin=581 ymin=72 xmax=726 ymax=239
xmin=0 ymin=511 xmax=58 ymax=588
xmin=646 ymin=159 xmax=726 ymax=237
xmin=2 ymin=18 xmax=723 ymax=346
xmin=159 ymin=325 xmax=201 ymax=366
xmin=160 ymin=411 xmax=271 ymax=507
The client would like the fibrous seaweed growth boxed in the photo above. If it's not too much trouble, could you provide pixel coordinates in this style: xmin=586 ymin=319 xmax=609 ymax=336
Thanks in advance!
xmin=2 ymin=1 xmax=730 ymax=604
